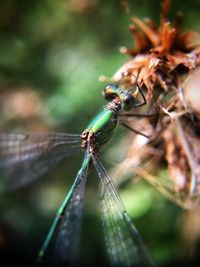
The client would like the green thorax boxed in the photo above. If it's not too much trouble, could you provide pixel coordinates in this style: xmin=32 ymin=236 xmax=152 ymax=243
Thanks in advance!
xmin=87 ymin=108 xmax=116 ymax=132
xmin=82 ymin=105 xmax=119 ymax=153
xmin=82 ymin=83 xmax=138 ymax=153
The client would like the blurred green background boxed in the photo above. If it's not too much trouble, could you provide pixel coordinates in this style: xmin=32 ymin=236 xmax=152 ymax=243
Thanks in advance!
xmin=0 ymin=0 xmax=200 ymax=266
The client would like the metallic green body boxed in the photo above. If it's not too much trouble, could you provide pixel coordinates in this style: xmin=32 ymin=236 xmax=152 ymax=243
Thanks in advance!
xmin=37 ymin=150 xmax=90 ymax=261
xmin=86 ymin=107 xmax=118 ymax=148
xmin=35 ymin=83 xmax=154 ymax=267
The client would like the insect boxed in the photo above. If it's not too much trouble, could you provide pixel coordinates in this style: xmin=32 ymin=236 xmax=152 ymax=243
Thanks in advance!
xmin=0 ymin=82 xmax=155 ymax=267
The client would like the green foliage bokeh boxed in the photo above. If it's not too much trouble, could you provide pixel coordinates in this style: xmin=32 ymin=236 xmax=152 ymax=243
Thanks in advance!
xmin=0 ymin=1 xmax=200 ymax=266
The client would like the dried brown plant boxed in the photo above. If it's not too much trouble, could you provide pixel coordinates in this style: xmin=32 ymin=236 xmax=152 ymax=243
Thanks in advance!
xmin=108 ymin=0 xmax=200 ymax=209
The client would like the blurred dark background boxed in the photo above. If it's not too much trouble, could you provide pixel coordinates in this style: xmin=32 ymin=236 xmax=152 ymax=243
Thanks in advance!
xmin=0 ymin=0 xmax=200 ymax=266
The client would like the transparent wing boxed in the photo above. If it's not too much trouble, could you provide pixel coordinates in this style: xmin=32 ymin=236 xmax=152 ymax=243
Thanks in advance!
xmin=92 ymin=155 xmax=156 ymax=267
xmin=0 ymin=133 xmax=81 ymax=190
xmin=38 ymin=147 xmax=90 ymax=267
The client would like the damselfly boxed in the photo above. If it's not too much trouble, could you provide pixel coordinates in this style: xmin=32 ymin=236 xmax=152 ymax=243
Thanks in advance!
xmin=0 ymin=83 xmax=155 ymax=267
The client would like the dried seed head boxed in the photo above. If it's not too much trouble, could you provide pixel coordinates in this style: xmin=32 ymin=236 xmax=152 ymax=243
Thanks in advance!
xmin=109 ymin=0 xmax=200 ymax=208
xmin=112 ymin=0 xmax=200 ymax=101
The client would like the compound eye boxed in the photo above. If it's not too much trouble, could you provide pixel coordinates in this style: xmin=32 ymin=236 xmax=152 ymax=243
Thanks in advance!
xmin=103 ymin=84 xmax=118 ymax=101
xmin=122 ymin=95 xmax=134 ymax=111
